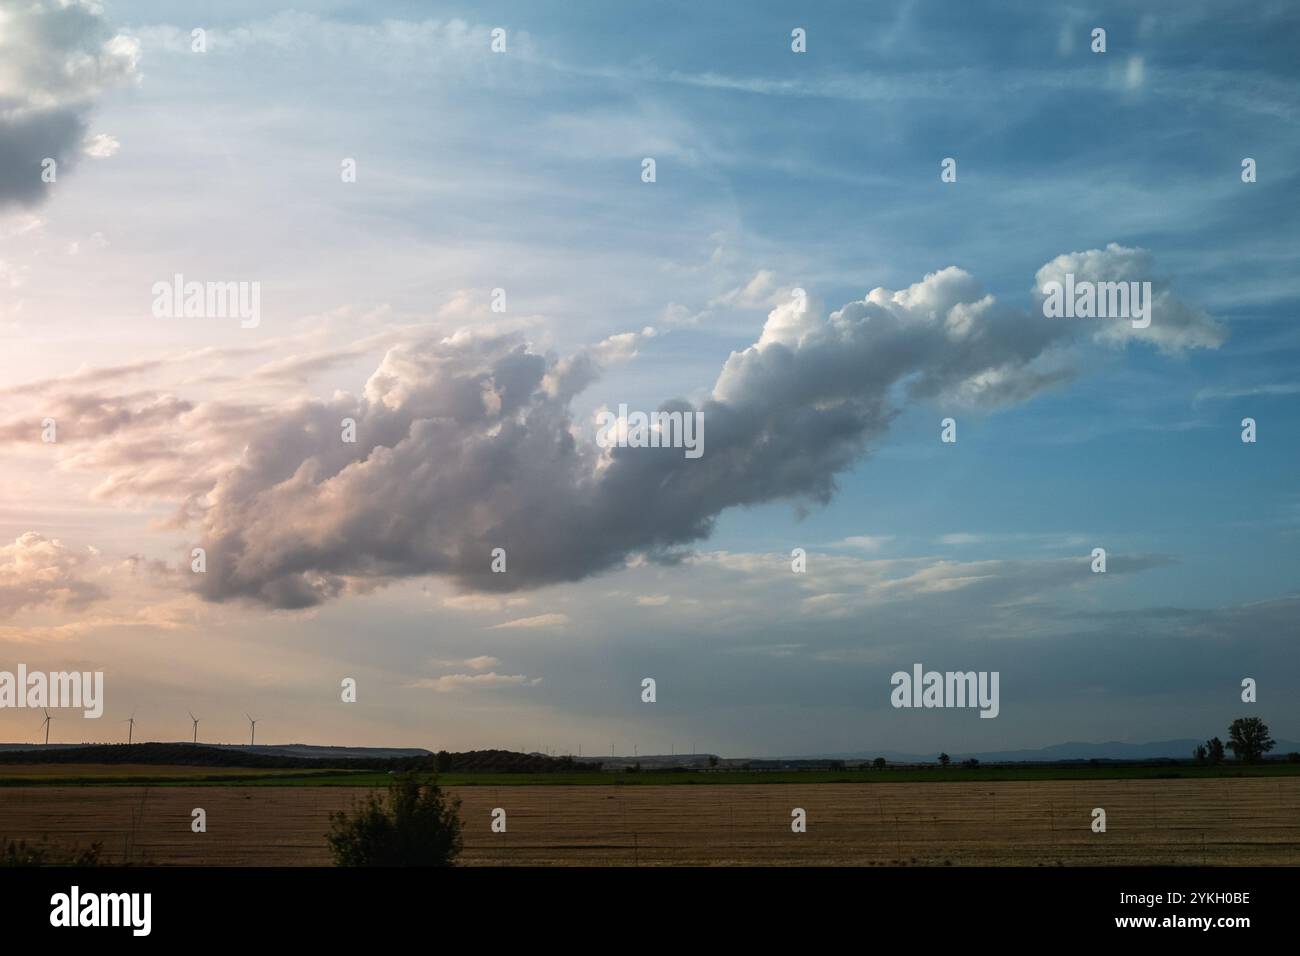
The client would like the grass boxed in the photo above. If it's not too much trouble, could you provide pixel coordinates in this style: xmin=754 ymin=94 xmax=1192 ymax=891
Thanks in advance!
xmin=2 ymin=762 xmax=1298 ymax=787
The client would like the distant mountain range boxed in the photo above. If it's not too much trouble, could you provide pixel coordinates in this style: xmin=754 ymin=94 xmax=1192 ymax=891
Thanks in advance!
xmin=801 ymin=739 xmax=1300 ymax=764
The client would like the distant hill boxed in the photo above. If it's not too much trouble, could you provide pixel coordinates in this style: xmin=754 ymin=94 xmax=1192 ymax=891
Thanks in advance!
xmin=206 ymin=743 xmax=433 ymax=760
xmin=0 ymin=742 xmax=431 ymax=760
xmin=0 ymin=743 xmax=601 ymax=773
xmin=4 ymin=738 xmax=1296 ymax=769
xmin=580 ymin=739 xmax=1300 ymax=767
xmin=800 ymin=738 xmax=1300 ymax=764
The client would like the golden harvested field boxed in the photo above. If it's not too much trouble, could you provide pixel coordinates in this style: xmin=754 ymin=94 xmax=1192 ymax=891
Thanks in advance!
xmin=1 ymin=779 xmax=1297 ymax=866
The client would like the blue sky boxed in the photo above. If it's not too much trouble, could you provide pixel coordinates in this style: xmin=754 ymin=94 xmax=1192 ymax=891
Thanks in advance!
xmin=0 ymin=0 xmax=1296 ymax=756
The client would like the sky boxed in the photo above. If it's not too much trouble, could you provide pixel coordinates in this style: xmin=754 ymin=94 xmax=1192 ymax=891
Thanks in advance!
xmin=0 ymin=0 xmax=1297 ymax=757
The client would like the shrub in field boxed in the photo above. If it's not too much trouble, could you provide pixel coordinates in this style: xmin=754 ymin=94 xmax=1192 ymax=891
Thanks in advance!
xmin=1 ymin=838 xmax=103 ymax=867
xmin=327 ymin=774 xmax=462 ymax=867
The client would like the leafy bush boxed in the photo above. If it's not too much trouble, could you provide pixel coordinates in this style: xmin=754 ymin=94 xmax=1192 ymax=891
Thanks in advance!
xmin=1 ymin=837 xmax=103 ymax=867
xmin=327 ymin=774 xmax=462 ymax=866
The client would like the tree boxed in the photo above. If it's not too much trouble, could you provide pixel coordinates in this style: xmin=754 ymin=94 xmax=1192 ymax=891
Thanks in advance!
xmin=1227 ymin=717 xmax=1275 ymax=764
xmin=1193 ymin=744 xmax=1207 ymax=765
xmin=327 ymin=773 xmax=462 ymax=866
xmin=872 ymin=757 xmax=887 ymax=770
xmin=938 ymin=752 xmax=950 ymax=767
xmin=1206 ymin=737 xmax=1225 ymax=766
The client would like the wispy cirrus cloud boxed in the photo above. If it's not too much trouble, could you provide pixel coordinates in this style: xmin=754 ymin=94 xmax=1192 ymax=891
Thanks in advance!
xmin=1194 ymin=382 xmax=1300 ymax=403
xmin=490 ymin=614 xmax=570 ymax=631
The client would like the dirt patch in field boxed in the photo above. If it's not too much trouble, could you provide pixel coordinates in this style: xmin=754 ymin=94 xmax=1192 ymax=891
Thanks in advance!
xmin=0 ymin=778 xmax=1296 ymax=866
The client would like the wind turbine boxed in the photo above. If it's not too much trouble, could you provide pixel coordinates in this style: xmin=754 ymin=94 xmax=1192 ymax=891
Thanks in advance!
xmin=245 ymin=713 xmax=257 ymax=747
xmin=121 ymin=708 xmax=136 ymax=745
xmin=188 ymin=711 xmax=200 ymax=745
xmin=40 ymin=709 xmax=52 ymax=746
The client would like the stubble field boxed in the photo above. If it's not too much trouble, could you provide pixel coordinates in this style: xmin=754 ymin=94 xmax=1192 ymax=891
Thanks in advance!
xmin=1 ymin=777 xmax=1298 ymax=866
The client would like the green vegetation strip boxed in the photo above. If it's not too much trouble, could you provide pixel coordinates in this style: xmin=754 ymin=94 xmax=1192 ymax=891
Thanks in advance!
xmin=2 ymin=764 xmax=1299 ymax=787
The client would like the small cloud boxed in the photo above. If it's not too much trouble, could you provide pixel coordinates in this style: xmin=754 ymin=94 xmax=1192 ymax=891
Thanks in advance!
xmin=83 ymin=133 xmax=120 ymax=158
xmin=835 ymin=535 xmax=893 ymax=551
xmin=711 ymin=270 xmax=780 ymax=310
xmin=406 ymin=672 xmax=542 ymax=692
xmin=1195 ymin=383 xmax=1300 ymax=403
xmin=635 ymin=594 xmax=670 ymax=606
xmin=441 ymin=593 xmax=527 ymax=612
xmin=659 ymin=302 xmax=707 ymax=327
xmin=0 ymin=532 xmax=106 ymax=618
xmin=940 ymin=533 xmax=982 ymax=545
xmin=490 ymin=612 xmax=570 ymax=630
xmin=588 ymin=327 xmax=656 ymax=365
xmin=427 ymin=655 xmax=500 ymax=670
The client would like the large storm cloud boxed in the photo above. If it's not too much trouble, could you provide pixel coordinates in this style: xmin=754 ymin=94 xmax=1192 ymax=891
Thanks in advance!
xmin=186 ymin=245 xmax=1221 ymax=607
xmin=0 ymin=0 xmax=138 ymax=208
